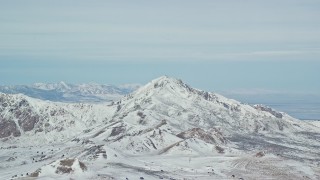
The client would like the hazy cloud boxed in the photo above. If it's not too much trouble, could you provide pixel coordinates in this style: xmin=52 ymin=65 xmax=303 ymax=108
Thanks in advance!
xmin=0 ymin=0 xmax=320 ymax=62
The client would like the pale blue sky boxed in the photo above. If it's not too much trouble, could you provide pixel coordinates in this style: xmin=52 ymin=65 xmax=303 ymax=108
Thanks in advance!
xmin=0 ymin=0 xmax=320 ymax=94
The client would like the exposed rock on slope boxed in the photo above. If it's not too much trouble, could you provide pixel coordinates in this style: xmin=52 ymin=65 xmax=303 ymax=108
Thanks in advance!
xmin=30 ymin=158 xmax=87 ymax=178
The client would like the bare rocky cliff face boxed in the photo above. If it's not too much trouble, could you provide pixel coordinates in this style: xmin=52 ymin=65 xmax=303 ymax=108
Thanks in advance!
xmin=0 ymin=94 xmax=40 ymax=138
xmin=0 ymin=119 xmax=20 ymax=138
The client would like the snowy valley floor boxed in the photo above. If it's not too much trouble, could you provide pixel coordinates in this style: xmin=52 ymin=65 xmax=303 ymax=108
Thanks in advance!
xmin=1 ymin=141 xmax=319 ymax=180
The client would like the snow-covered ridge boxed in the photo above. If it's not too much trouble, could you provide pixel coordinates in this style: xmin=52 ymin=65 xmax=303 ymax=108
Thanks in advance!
xmin=0 ymin=92 xmax=116 ymax=142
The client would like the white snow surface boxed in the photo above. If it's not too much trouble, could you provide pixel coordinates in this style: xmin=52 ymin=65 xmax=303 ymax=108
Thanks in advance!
xmin=307 ymin=120 xmax=320 ymax=128
xmin=1 ymin=76 xmax=320 ymax=180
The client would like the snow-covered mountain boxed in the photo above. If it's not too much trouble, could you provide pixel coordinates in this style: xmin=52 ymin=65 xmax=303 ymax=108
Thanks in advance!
xmin=0 ymin=92 xmax=116 ymax=143
xmin=88 ymin=76 xmax=319 ymax=156
xmin=1 ymin=76 xmax=320 ymax=180
xmin=0 ymin=82 xmax=140 ymax=103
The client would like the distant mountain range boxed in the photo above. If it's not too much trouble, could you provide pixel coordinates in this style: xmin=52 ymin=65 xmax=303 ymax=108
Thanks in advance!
xmin=1 ymin=81 xmax=319 ymax=120
xmin=0 ymin=82 xmax=140 ymax=102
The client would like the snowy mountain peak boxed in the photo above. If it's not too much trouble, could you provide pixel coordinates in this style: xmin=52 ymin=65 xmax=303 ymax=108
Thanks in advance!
xmin=133 ymin=76 xmax=193 ymax=96
xmin=58 ymin=81 xmax=70 ymax=90
xmin=151 ymin=75 xmax=171 ymax=82
xmin=148 ymin=76 xmax=179 ymax=88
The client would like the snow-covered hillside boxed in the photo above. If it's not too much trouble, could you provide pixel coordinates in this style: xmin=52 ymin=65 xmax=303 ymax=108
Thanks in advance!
xmin=307 ymin=120 xmax=320 ymax=128
xmin=0 ymin=93 xmax=116 ymax=143
xmin=0 ymin=82 xmax=140 ymax=102
xmin=1 ymin=76 xmax=319 ymax=180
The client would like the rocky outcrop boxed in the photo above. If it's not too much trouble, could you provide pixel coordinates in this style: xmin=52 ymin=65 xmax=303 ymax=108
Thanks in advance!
xmin=254 ymin=104 xmax=283 ymax=118
xmin=29 ymin=158 xmax=87 ymax=177
xmin=0 ymin=93 xmax=43 ymax=137
xmin=177 ymin=128 xmax=226 ymax=144
xmin=0 ymin=118 xmax=20 ymax=138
